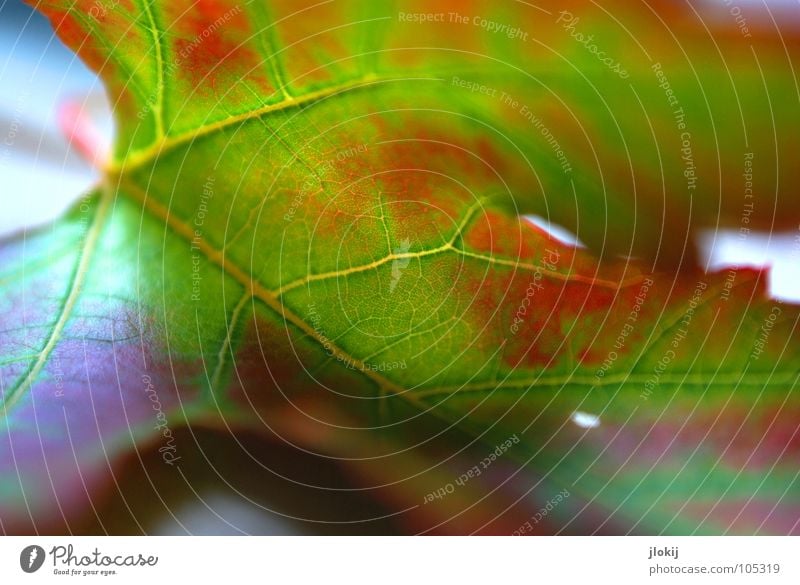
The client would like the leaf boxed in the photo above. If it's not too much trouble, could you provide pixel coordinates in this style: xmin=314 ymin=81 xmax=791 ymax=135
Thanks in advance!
xmin=35 ymin=0 xmax=800 ymax=261
xmin=2 ymin=0 xmax=798 ymax=533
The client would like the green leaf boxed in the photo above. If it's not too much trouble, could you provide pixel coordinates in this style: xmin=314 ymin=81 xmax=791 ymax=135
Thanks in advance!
xmin=2 ymin=0 xmax=798 ymax=534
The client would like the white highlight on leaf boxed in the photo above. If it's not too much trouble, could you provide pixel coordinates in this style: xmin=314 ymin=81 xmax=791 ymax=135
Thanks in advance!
xmin=699 ymin=229 xmax=800 ymax=302
xmin=390 ymin=238 xmax=412 ymax=292
xmin=571 ymin=411 xmax=600 ymax=429
xmin=526 ymin=215 xmax=584 ymax=248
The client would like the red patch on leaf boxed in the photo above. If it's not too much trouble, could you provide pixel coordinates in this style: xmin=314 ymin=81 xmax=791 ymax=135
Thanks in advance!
xmin=167 ymin=0 xmax=275 ymax=98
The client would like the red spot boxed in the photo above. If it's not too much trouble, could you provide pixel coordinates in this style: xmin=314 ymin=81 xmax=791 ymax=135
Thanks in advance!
xmin=458 ymin=208 xmax=639 ymax=370
xmin=166 ymin=0 xmax=275 ymax=99
xmin=464 ymin=210 xmax=531 ymax=258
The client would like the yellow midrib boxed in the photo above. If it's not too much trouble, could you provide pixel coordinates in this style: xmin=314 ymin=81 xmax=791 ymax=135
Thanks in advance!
xmin=119 ymin=180 xmax=415 ymax=401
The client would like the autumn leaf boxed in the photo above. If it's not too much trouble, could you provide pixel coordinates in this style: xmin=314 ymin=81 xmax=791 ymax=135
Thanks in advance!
xmin=2 ymin=0 xmax=799 ymax=534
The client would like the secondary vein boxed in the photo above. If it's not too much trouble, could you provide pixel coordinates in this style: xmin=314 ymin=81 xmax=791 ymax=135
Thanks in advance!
xmin=140 ymin=0 xmax=166 ymax=140
xmin=1 ymin=186 xmax=113 ymax=411
xmin=106 ymin=73 xmax=401 ymax=174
